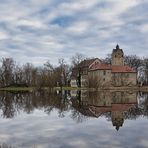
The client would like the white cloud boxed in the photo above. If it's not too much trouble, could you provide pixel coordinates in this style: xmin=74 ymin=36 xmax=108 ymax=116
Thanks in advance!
xmin=0 ymin=31 xmax=9 ymax=40
xmin=17 ymin=19 xmax=47 ymax=28
xmin=66 ymin=21 xmax=90 ymax=35
xmin=140 ymin=24 xmax=148 ymax=33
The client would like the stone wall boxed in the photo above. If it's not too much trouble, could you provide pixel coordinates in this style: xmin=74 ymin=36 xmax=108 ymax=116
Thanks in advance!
xmin=88 ymin=70 xmax=112 ymax=87
xmin=80 ymin=91 xmax=137 ymax=106
xmin=112 ymin=73 xmax=137 ymax=86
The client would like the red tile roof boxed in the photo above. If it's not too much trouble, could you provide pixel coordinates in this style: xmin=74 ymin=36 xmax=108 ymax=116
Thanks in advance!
xmin=112 ymin=65 xmax=136 ymax=73
xmin=90 ymin=63 xmax=111 ymax=70
xmin=90 ymin=63 xmax=136 ymax=73
xmin=89 ymin=104 xmax=136 ymax=116
xmin=112 ymin=104 xmax=136 ymax=111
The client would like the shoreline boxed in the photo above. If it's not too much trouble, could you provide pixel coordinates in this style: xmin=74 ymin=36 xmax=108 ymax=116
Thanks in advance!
xmin=0 ymin=86 xmax=147 ymax=92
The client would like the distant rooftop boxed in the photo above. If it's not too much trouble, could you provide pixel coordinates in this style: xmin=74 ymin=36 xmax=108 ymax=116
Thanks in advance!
xmin=77 ymin=58 xmax=100 ymax=68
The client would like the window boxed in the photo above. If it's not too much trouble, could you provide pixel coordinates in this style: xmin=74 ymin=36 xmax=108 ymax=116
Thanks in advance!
xmin=103 ymin=70 xmax=106 ymax=75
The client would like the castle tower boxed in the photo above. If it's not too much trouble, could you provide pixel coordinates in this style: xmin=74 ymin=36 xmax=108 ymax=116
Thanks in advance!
xmin=112 ymin=111 xmax=124 ymax=131
xmin=112 ymin=44 xmax=124 ymax=65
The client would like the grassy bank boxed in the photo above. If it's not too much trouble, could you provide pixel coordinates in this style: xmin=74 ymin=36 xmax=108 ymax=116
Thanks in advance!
xmin=0 ymin=87 xmax=35 ymax=92
xmin=56 ymin=86 xmax=148 ymax=92
xmin=0 ymin=86 xmax=80 ymax=92
xmin=0 ymin=86 xmax=85 ymax=92
xmin=0 ymin=86 xmax=148 ymax=92
xmin=55 ymin=87 xmax=82 ymax=90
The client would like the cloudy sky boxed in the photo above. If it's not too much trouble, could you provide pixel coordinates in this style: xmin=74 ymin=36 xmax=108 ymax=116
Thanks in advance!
xmin=0 ymin=0 xmax=148 ymax=65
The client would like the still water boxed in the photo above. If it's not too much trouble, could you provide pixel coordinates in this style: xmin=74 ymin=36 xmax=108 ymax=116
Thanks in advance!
xmin=0 ymin=90 xmax=147 ymax=148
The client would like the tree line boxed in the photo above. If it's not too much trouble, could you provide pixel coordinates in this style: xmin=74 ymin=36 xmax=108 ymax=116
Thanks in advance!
xmin=0 ymin=54 xmax=147 ymax=88
xmin=0 ymin=53 xmax=87 ymax=88
xmin=0 ymin=58 xmax=71 ymax=88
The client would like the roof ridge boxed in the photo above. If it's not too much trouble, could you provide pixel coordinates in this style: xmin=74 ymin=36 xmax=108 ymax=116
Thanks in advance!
xmin=90 ymin=63 xmax=136 ymax=73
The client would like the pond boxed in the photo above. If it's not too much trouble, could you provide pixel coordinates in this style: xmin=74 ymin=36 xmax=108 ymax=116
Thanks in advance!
xmin=0 ymin=90 xmax=147 ymax=148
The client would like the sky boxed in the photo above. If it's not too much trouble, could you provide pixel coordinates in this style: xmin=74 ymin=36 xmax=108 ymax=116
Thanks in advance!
xmin=0 ymin=0 xmax=148 ymax=66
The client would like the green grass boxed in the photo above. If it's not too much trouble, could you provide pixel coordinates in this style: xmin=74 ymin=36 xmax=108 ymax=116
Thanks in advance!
xmin=0 ymin=86 xmax=148 ymax=92
xmin=0 ymin=86 xmax=82 ymax=92
xmin=55 ymin=87 xmax=80 ymax=90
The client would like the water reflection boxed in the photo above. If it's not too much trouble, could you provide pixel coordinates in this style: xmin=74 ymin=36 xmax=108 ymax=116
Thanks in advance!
xmin=71 ymin=91 xmax=138 ymax=130
xmin=0 ymin=143 xmax=16 ymax=148
xmin=70 ymin=90 xmax=148 ymax=132
xmin=0 ymin=91 xmax=70 ymax=119
xmin=0 ymin=90 xmax=147 ymax=131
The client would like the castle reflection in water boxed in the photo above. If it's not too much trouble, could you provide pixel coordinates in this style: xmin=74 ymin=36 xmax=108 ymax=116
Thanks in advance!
xmin=70 ymin=90 xmax=148 ymax=130
xmin=0 ymin=90 xmax=147 ymax=131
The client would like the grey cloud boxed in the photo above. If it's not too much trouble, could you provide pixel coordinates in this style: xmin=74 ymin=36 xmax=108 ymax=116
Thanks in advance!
xmin=0 ymin=0 xmax=148 ymax=66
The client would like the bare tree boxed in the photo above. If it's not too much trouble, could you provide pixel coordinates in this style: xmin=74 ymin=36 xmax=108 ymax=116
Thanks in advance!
xmin=71 ymin=53 xmax=85 ymax=67
xmin=143 ymin=57 xmax=148 ymax=84
xmin=0 ymin=58 xmax=15 ymax=87
xmin=13 ymin=65 xmax=24 ymax=85
xmin=44 ymin=60 xmax=54 ymax=72
xmin=22 ymin=63 xmax=36 ymax=86
xmin=124 ymin=55 xmax=142 ymax=70
xmin=84 ymin=76 xmax=102 ymax=89
xmin=58 ymin=58 xmax=71 ymax=86
xmin=102 ymin=54 xmax=111 ymax=64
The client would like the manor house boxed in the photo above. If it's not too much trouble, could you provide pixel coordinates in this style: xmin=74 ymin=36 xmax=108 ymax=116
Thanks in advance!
xmin=71 ymin=45 xmax=137 ymax=87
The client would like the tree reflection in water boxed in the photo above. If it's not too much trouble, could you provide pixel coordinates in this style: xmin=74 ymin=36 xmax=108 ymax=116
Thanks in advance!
xmin=0 ymin=143 xmax=17 ymax=148
xmin=0 ymin=90 xmax=147 ymax=130
xmin=0 ymin=90 xmax=70 ymax=118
